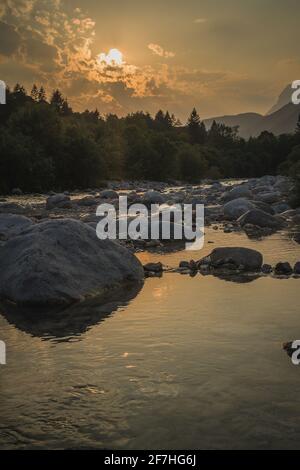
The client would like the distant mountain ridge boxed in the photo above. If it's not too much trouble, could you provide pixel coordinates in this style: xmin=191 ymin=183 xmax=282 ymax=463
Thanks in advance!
xmin=204 ymin=85 xmax=300 ymax=138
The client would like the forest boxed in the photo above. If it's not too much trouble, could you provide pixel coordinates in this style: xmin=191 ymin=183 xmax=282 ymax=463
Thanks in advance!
xmin=0 ymin=84 xmax=299 ymax=199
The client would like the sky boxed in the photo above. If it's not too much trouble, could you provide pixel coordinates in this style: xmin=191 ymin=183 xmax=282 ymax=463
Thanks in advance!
xmin=0 ymin=0 xmax=299 ymax=120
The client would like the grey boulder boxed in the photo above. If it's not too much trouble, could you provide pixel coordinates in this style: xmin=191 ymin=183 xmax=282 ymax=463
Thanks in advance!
xmin=46 ymin=193 xmax=71 ymax=210
xmin=255 ymin=191 xmax=281 ymax=204
xmin=223 ymin=198 xmax=255 ymax=220
xmin=0 ymin=214 xmax=33 ymax=240
xmin=222 ymin=185 xmax=252 ymax=202
xmin=143 ymin=190 xmax=166 ymax=204
xmin=208 ymin=247 xmax=263 ymax=271
xmin=100 ymin=189 xmax=118 ymax=199
xmin=238 ymin=209 xmax=285 ymax=229
xmin=0 ymin=219 xmax=144 ymax=307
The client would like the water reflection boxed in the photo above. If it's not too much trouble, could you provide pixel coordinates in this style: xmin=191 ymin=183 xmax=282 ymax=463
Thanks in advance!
xmin=0 ymin=283 xmax=143 ymax=341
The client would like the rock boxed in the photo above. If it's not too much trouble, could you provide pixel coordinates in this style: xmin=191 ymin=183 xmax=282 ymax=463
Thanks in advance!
xmin=223 ymin=198 xmax=255 ymax=220
xmin=272 ymin=202 xmax=291 ymax=214
xmin=209 ymin=247 xmax=263 ymax=271
xmin=252 ymin=185 xmax=273 ymax=194
xmin=46 ymin=193 xmax=71 ymax=210
xmin=179 ymin=261 xmax=191 ymax=269
xmin=143 ymin=262 xmax=163 ymax=273
xmin=143 ymin=190 xmax=166 ymax=204
xmin=0 ymin=214 xmax=33 ymax=240
xmin=0 ymin=202 xmax=27 ymax=214
xmin=274 ymin=177 xmax=292 ymax=193
xmin=283 ymin=341 xmax=295 ymax=358
xmin=292 ymin=214 xmax=300 ymax=225
xmin=293 ymin=233 xmax=300 ymax=244
xmin=145 ymin=240 xmax=161 ymax=248
xmin=238 ymin=209 xmax=285 ymax=230
xmin=274 ymin=262 xmax=293 ymax=275
xmin=293 ymin=262 xmax=300 ymax=275
xmin=281 ymin=209 xmax=297 ymax=219
xmin=256 ymin=191 xmax=281 ymax=204
xmin=252 ymin=201 xmax=275 ymax=215
xmin=189 ymin=260 xmax=198 ymax=271
xmin=100 ymin=189 xmax=118 ymax=199
xmin=0 ymin=219 xmax=144 ymax=307
xmin=222 ymin=185 xmax=252 ymax=202
xmin=75 ymin=196 xmax=98 ymax=207
xmin=261 ymin=264 xmax=273 ymax=274
xmin=243 ymin=224 xmax=273 ymax=238
xmin=11 ymin=188 xmax=23 ymax=196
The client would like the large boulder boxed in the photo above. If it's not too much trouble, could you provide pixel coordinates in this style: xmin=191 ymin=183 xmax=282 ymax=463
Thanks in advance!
xmin=0 ymin=219 xmax=144 ymax=307
xmin=0 ymin=214 xmax=33 ymax=240
xmin=208 ymin=247 xmax=263 ymax=271
xmin=238 ymin=209 xmax=285 ymax=229
xmin=46 ymin=193 xmax=71 ymax=210
xmin=222 ymin=185 xmax=252 ymax=202
xmin=223 ymin=198 xmax=255 ymax=220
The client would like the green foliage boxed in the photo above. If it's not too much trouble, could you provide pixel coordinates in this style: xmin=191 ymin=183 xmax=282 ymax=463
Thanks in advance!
xmin=187 ymin=108 xmax=207 ymax=145
xmin=176 ymin=143 xmax=207 ymax=182
xmin=0 ymin=83 xmax=299 ymax=194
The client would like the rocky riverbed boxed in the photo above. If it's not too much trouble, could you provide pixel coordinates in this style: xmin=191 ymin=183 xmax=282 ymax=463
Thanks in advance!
xmin=0 ymin=175 xmax=299 ymax=310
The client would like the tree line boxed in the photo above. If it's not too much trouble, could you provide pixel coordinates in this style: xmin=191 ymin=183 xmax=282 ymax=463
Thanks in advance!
xmin=0 ymin=83 xmax=300 ymax=202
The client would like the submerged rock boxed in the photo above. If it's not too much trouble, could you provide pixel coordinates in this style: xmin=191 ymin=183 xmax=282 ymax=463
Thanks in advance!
xmin=0 ymin=219 xmax=144 ymax=307
xmin=207 ymin=247 xmax=263 ymax=271
xmin=294 ymin=262 xmax=300 ymax=275
xmin=0 ymin=214 xmax=33 ymax=240
xmin=274 ymin=262 xmax=293 ymax=275
xmin=143 ymin=262 xmax=163 ymax=273
xmin=261 ymin=264 xmax=273 ymax=274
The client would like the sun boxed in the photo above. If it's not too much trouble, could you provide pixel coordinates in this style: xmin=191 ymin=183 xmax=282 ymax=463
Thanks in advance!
xmin=98 ymin=48 xmax=123 ymax=67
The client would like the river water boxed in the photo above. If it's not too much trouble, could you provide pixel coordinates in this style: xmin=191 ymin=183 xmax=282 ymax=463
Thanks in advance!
xmin=1 ymin=227 xmax=300 ymax=449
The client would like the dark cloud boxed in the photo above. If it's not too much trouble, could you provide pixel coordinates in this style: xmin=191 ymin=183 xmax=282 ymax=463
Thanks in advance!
xmin=23 ymin=35 xmax=58 ymax=71
xmin=0 ymin=21 xmax=21 ymax=56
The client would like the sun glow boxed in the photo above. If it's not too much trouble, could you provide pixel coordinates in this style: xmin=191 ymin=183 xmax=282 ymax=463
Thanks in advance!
xmin=98 ymin=48 xmax=124 ymax=66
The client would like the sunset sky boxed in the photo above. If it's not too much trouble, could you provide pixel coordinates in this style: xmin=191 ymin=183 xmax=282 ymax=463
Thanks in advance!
xmin=0 ymin=0 xmax=299 ymax=120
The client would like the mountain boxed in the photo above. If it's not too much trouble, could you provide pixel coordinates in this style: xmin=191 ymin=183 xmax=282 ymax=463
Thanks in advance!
xmin=266 ymin=84 xmax=292 ymax=115
xmin=204 ymin=112 xmax=263 ymax=138
xmin=204 ymin=86 xmax=300 ymax=138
